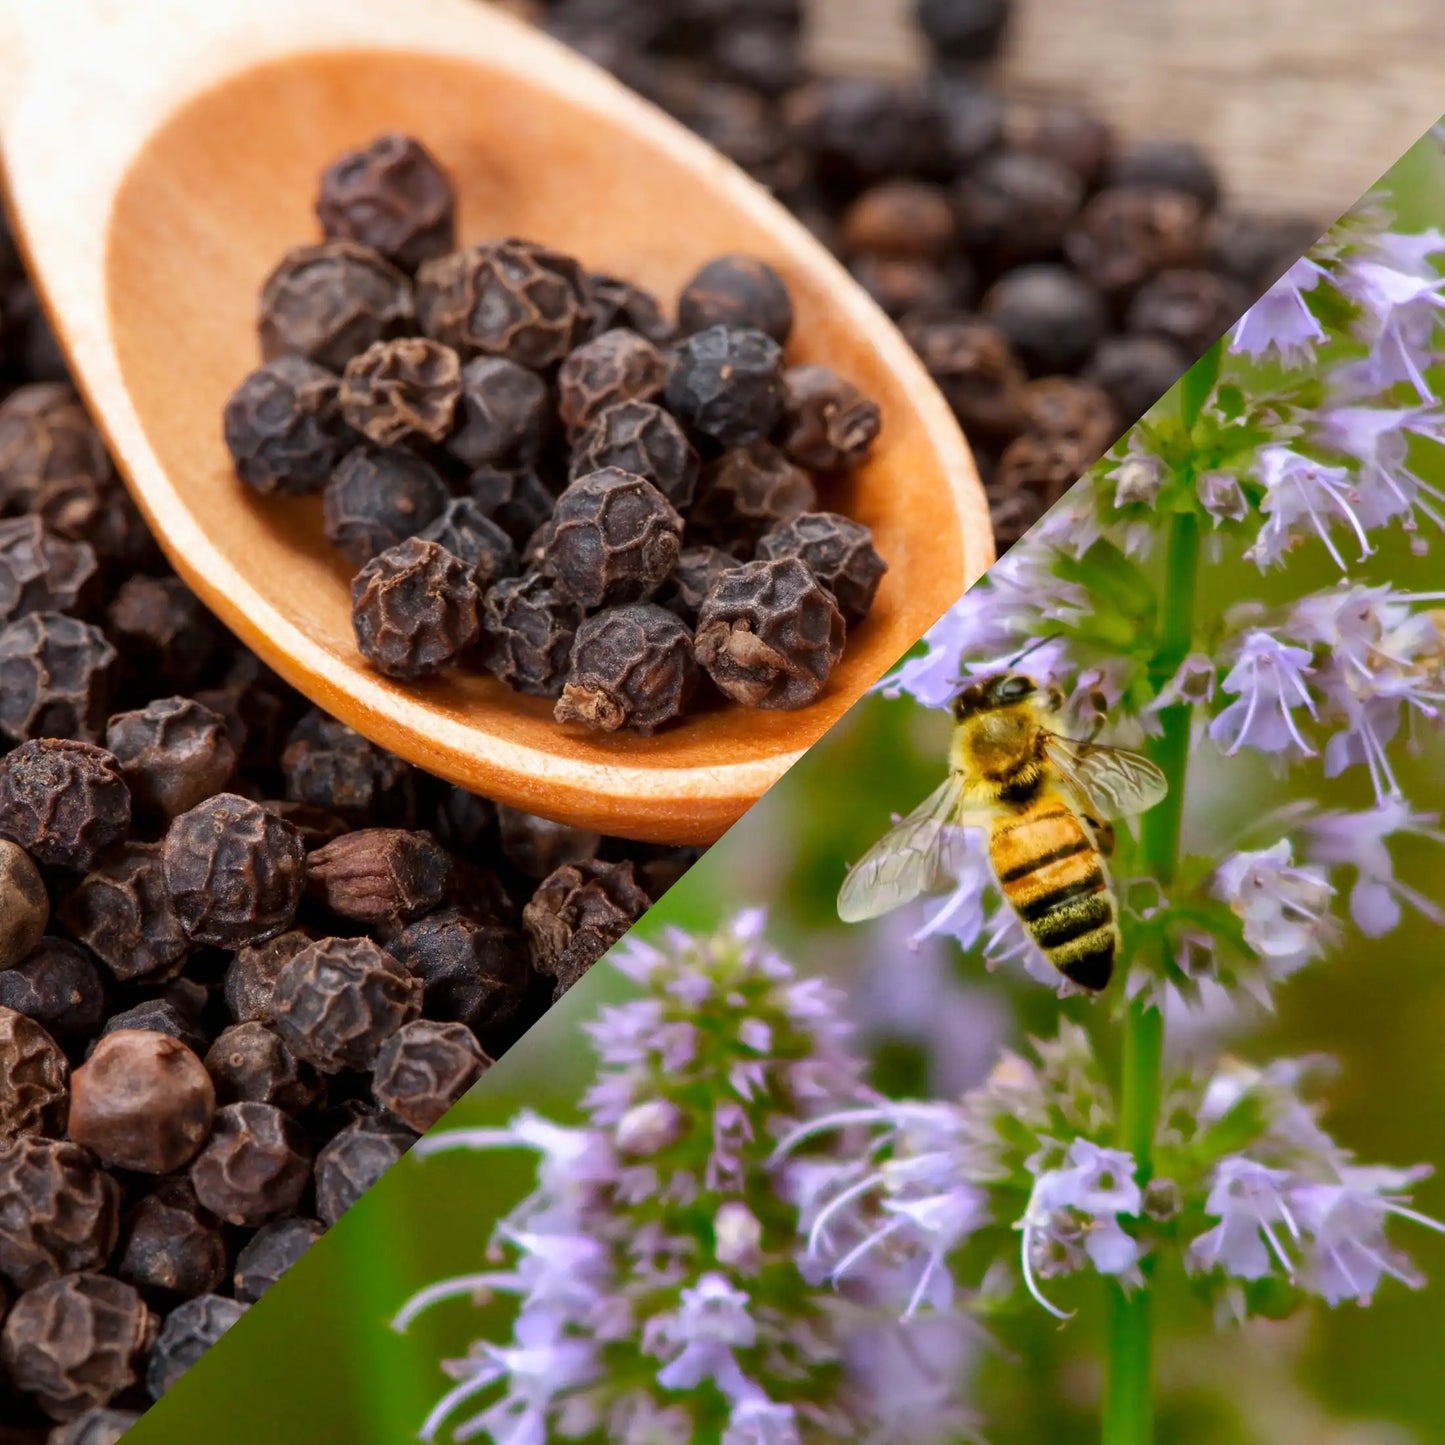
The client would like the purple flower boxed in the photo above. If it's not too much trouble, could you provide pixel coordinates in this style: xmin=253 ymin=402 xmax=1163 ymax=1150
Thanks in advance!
xmin=1246 ymin=445 xmax=1373 ymax=571
xmin=1308 ymin=799 xmax=1445 ymax=935
xmin=649 ymin=1274 xmax=758 ymax=1396
xmin=1336 ymin=258 xmax=1445 ymax=401
xmin=1213 ymin=841 xmax=1336 ymax=977
xmin=1188 ymin=1157 xmax=1299 ymax=1281
xmin=1197 ymin=470 xmax=1250 ymax=525
xmin=1230 ymin=257 xmax=1330 ymax=366
xmin=1209 ymin=631 xmax=1319 ymax=757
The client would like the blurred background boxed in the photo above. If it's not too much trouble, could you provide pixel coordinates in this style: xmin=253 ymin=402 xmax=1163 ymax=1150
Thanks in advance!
xmin=122 ymin=3 xmax=1445 ymax=1443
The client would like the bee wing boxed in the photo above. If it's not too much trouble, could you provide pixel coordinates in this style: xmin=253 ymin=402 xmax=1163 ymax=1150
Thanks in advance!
xmin=837 ymin=775 xmax=976 ymax=923
xmin=1044 ymin=734 xmax=1169 ymax=820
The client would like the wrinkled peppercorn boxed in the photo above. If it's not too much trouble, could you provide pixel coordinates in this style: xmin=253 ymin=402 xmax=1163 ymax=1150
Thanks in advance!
xmin=416 ymin=498 xmax=519 ymax=594
xmin=271 ymin=936 xmax=421 ymax=1074
xmin=1126 ymin=267 xmax=1247 ymax=355
xmin=0 ymin=517 xmax=98 ymax=624
xmin=47 ymin=1407 xmax=143 ymax=1445
xmin=223 ymin=357 xmax=349 ymax=498
xmin=416 ymin=238 xmax=590 ymax=368
xmin=446 ymin=356 xmax=550 ymax=471
xmin=0 ymin=612 xmax=115 ymax=745
xmin=0 ymin=1273 xmax=154 ymax=1420
xmin=146 ymin=1294 xmax=248 ymax=1400
xmin=0 ymin=840 xmax=47 ymax=971
xmin=306 ymin=829 xmax=452 ymax=925
xmin=58 ymin=844 xmax=188 ymax=984
xmin=222 ymin=930 xmax=312 ymax=1027
xmin=258 ymin=241 xmax=415 ymax=373
xmin=690 ymin=442 xmax=816 ymax=552
xmin=1085 ymin=334 xmax=1191 ymax=422
xmin=569 ymin=399 xmax=700 ymax=511
xmin=956 ymin=150 xmax=1083 ymax=263
xmin=1066 ymin=187 xmax=1204 ymax=296
xmin=665 ymin=324 xmax=785 ymax=448
xmin=98 ymin=1000 xmax=208 ymax=1058
xmin=465 ymin=464 xmax=559 ymax=547
xmin=0 ymin=386 xmax=111 ymax=520
xmin=476 ymin=572 xmax=582 ymax=699
xmin=557 ymin=328 xmax=667 ymax=441
xmin=981 ymin=263 xmax=1109 ymax=375
xmin=107 ymin=576 xmax=221 ymax=695
xmin=350 ymin=537 xmax=481 ymax=681
xmin=694 ymin=556 xmax=845 ymax=710
xmin=323 ymin=446 xmax=450 ymax=568
xmin=777 ymin=365 xmax=881 ymax=473
xmin=555 ymin=604 xmax=698 ymax=734
xmin=104 ymin=697 xmax=238 ymax=822
xmin=233 ymin=1217 xmax=325 ymax=1304
xmin=316 ymin=133 xmax=456 ymax=274
xmin=389 ymin=907 xmax=529 ymax=1031
xmin=204 ymin=1023 xmax=322 ymax=1114
xmin=371 ymin=1019 xmax=490 ymax=1133
xmin=756 ymin=511 xmax=887 ymax=626
xmin=657 ymin=545 xmax=738 ymax=629
xmin=314 ymin=1115 xmax=418 ymax=1228
xmin=0 ymin=1009 xmax=68 ymax=1139
xmin=522 ymin=858 xmax=651 ymax=999
xmin=585 ymin=272 xmax=673 ymax=344
xmin=0 ymin=940 xmax=106 ymax=1041
xmin=677 ymin=255 xmax=794 ymax=345
xmin=188 ymin=1102 xmax=312 ymax=1228
xmin=0 ymin=739 xmax=130 ymax=877
xmin=281 ymin=711 xmax=416 ymax=827
xmin=905 ymin=317 xmax=1025 ymax=443
xmin=69 ymin=1031 xmax=215 ymax=1175
xmin=0 ymin=1137 xmax=120 ymax=1290
xmin=339 ymin=337 xmax=461 ymax=448
xmin=116 ymin=1179 xmax=227 ymax=1300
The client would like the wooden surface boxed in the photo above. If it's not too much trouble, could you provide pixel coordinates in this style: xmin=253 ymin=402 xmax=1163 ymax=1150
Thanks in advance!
xmin=811 ymin=0 xmax=1445 ymax=217
xmin=0 ymin=0 xmax=991 ymax=844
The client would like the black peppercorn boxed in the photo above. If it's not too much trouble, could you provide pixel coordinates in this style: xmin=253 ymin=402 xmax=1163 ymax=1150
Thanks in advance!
xmin=584 ymin=272 xmax=673 ymax=344
xmin=204 ymin=1023 xmax=322 ymax=1113
xmin=316 ymin=133 xmax=456 ymax=274
xmin=350 ymin=537 xmax=481 ymax=681
xmin=496 ymin=806 xmax=600 ymax=880
xmin=847 ymin=252 xmax=972 ymax=321
xmin=1019 ymin=377 xmax=1120 ymax=457
xmin=0 ymin=840 xmax=48 ymax=971
xmin=1208 ymin=210 xmax=1322 ymax=290
xmin=1084 ymin=334 xmax=1191 ymax=424
xmin=146 ymin=1294 xmax=249 ymax=1400
xmin=281 ymin=710 xmax=417 ymax=827
xmin=556 ymin=604 xmax=699 ymax=734
xmin=677 ymin=255 xmax=794 ymax=345
xmin=0 ymin=941 xmax=106 ymax=1041
xmin=756 ymin=511 xmax=887 ymax=626
xmin=777 ymin=365 xmax=881 ymax=473
xmin=106 ymin=575 xmax=221 ymax=695
xmin=1126 ymin=268 xmax=1247 ymax=356
xmin=306 ymin=828 xmax=453 ymax=925
xmin=223 ymin=357 xmax=349 ymax=498
xmin=0 ymin=517 xmax=98 ymax=624
xmin=904 ymin=318 xmax=1025 ymax=443
xmin=545 ymin=467 xmax=682 ymax=608
xmin=657 ymin=545 xmax=739 ymax=629
xmin=163 ymin=794 xmax=305 ymax=948
xmin=47 ymin=1407 xmax=143 ymax=1445
xmin=104 ymin=696 xmax=238 ymax=821
xmin=59 ymin=843 xmax=189 ymax=984
xmin=915 ymin=0 xmax=1012 ymax=64
xmin=222 ymin=930 xmax=312 ymax=1027
xmin=98 ymin=1000 xmax=208 ymax=1058
xmin=0 ymin=612 xmax=116 ymax=745
xmin=0 ymin=1008 xmax=68 ymax=1140
xmin=1107 ymin=137 xmax=1221 ymax=212
xmin=557 ymin=328 xmax=667 ymax=441
xmin=0 ymin=385 xmax=112 ymax=521
xmin=981 ymin=264 xmax=1109 ymax=375
xmin=232 ymin=1217 xmax=324 ymax=1304
xmin=389 ymin=906 xmax=530 ymax=1031
xmin=314 ymin=1115 xmax=417 ymax=1228
xmin=323 ymin=446 xmax=450 ymax=567
xmin=447 ymin=356 xmax=550 ymax=470
xmin=0 ymin=1137 xmax=121 ymax=1290
xmin=188 ymin=1102 xmax=312 ymax=1228
xmin=339 ymin=337 xmax=462 ymax=447
xmin=371 ymin=1018 xmax=490 ymax=1133
xmin=689 ymin=441 xmax=816 ymax=552
xmin=956 ymin=150 xmax=1083 ymax=264
xmin=1066 ymin=187 xmax=1205 ymax=296
xmin=258 ymin=240 xmax=415 ymax=373
xmin=987 ymin=433 xmax=1094 ymax=550
xmin=522 ymin=858 xmax=651 ymax=999
xmin=116 ymin=1179 xmax=227 ymax=1300
xmin=665 ymin=324 xmax=785 ymax=448
xmin=569 ymin=399 xmax=699 ymax=511
xmin=1012 ymin=102 xmax=1114 ymax=188
xmin=694 ymin=556 xmax=845 ymax=710
xmin=840 ymin=180 xmax=956 ymax=262
xmin=464 ymin=464 xmax=559 ymax=547
xmin=418 ymin=498 xmax=520 ymax=592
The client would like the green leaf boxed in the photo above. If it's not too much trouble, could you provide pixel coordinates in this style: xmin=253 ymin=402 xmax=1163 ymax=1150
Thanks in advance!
xmin=1180 ymin=340 xmax=1223 ymax=428
xmin=1055 ymin=540 xmax=1158 ymax=624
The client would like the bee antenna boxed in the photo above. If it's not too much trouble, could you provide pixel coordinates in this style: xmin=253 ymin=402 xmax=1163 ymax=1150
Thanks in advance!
xmin=1002 ymin=633 xmax=1062 ymax=672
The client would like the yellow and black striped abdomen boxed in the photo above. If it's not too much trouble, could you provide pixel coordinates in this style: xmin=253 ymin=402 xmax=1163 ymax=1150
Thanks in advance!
xmin=988 ymin=800 xmax=1116 ymax=991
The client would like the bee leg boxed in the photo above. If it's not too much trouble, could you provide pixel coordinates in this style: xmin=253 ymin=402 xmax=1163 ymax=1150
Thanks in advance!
xmin=1085 ymin=816 xmax=1116 ymax=857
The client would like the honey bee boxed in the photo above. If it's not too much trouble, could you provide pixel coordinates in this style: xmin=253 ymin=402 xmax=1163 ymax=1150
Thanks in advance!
xmin=838 ymin=673 xmax=1168 ymax=991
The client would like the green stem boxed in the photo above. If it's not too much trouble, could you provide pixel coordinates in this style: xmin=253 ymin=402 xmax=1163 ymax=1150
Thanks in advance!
xmin=1102 ymin=507 xmax=1201 ymax=1445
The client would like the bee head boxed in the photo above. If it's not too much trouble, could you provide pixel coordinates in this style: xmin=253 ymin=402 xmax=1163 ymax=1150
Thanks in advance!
xmin=953 ymin=672 xmax=1037 ymax=719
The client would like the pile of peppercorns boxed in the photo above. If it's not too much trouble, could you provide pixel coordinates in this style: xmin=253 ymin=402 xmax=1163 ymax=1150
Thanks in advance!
xmin=225 ymin=136 xmax=890 ymax=734
xmin=533 ymin=0 xmax=1321 ymax=550
xmin=0 ymin=211 xmax=696 ymax=1442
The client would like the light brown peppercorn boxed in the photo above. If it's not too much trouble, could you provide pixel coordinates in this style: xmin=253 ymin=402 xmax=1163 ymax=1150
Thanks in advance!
xmin=569 ymin=399 xmax=700 ymax=511
xmin=0 ymin=611 xmax=116 ymax=745
xmin=223 ymin=356 xmax=349 ymax=498
xmin=546 ymin=467 xmax=683 ymax=609
xmin=677 ymin=255 xmax=794 ymax=345
xmin=116 ymin=1179 xmax=227 ymax=1299
xmin=68 ymin=1031 xmax=215 ymax=1175
xmin=478 ymin=573 xmax=583 ymax=700
xmin=776 ymin=365 xmax=881 ymax=474
xmin=694 ymin=556 xmax=845 ymax=710
xmin=556 ymin=328 xmax=667 ymax=441
xmin=0 ymin=516 xmax=99 ymax=623
xmin=0 ymin=839 xmax=48 ymax=971
xmin=339 ymin=337 xmax=462 ymax=446
xmin=313 ymin=1115 xmax=417 ymax=1228
xmin=204 ymin=1023 xmax=322 ymax=1114
xmin=58 ymin=843 xmax=189 ymax=984
xmin=689 ymin=442 xmax=816 ymax=553
xmin=371 ymin=1019 xmax=490 ymax=1133
xmin=104 ymin=696 xmax=238 ymax=821
xmin=0 ymin=739 xmax=131 ymax=872
xmin=416 ymin=238 xmax=590 ymax=368
xmin=0 ymin=1273 xmax=155 ymax=1421
xmin=840 ymin=180 xmax=957 ymax=261
xmin=756 ymin=511 xmax=888 ymax=626
xmin=0 ymin=1137 xmax=120 ymax=1290
xmin=0 ymin=1008 xmax=68 ymax=1139
xmin=555 ymin=604 xmax=699 ymax=734
xmin=188 ymin=1102 xmax=312 ymax=1227
xmin=258 ymin=240 xmax=415 ymax=372
xmin=306 ymin=828 xmax=453 ymax=925
xmin=522 ymin=858 xmax=651 ymax=1000
xmin=350 ymin=538 xmax=481 ymax=682
xmin=162 ymin=794 xmax=306 ymax=948
xmin=316 ymin=133 xmax=456 ymax=274
xmin=271 ymin=936 xmax=422 ymax=1074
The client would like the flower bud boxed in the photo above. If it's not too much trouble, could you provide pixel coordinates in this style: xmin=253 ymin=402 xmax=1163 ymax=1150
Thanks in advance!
xmin=713 ymin=1202 xmax=763 ymax=1272
xmin=615 ymin=1098 xmax=685 ymax=1156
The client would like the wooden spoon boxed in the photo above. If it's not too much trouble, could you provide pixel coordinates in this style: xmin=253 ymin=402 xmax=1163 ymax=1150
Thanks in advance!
xmin=0 ymin=0 xmax=991 ymax=844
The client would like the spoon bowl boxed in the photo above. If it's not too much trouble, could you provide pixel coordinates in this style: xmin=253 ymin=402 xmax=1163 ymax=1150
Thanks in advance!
xmin=0 ymin=0 xmax=991 ymax=843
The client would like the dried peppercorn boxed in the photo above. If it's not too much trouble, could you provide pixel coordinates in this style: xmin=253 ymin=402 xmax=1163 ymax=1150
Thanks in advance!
xmin=1126 ymin=267 xmax=1247 ymax=356
xmin=0 ymin=386 xmax=111 ymax=520
xmin=187 ymin=1102 xmax=312 ymax=1227
xmin=0 ymin=1137 xmax=120 ymax=1290
xmin=987 ymin=433 xmax=1094 ymax=550
xmin=756 ymin=511 xmax=888 ymax=626
xmin=68 ymin=1031 xmax=215 ymax=1175
xmin=1011 ymin=101 xmax=1113 ymax=187
xmin=664 ymin=324 xmax=785 ymax=448
xmin=0 ymin=739 xmax=130 ymax=873
xmin=116 ymin=1179 xmax=227 ymax=1299
xmin=689 ymin=441 xmax=815 ymax=552
xmin=316 ymin=133 xmax=456 ymax=274
xmin=1066 ymin=187 xmax=1205 ymax=296
xmin=0 ymin=517 xmax=98 ymax=623
xmin=258 ymin=240 xmax=415 ymax=373
xmin=915 ymin=0 xmax=1011 ymax=62
xmin=981 ymin=263 xmax=1109 ymax=376
xmin=677 ymin=255 xmax=794 ymax=346
xmin=1208 ymin=209 xmax=1321 ymax=290
xmin=350 ymin=537 xmax=481 ymax=681
xmin=281 ymin=711 xmax=416 ymax=827
xmin=259 ymin=799 xmax=349 ymax=849
xmin=58 ymin=844 xmax=189 ymax=984
xmin=389 ymin=906 xmax=529 ymax=1031
xmin=956 ymin=151 xmax=1083 ymax=264
xmin=0 ymin=612 xmax=116 ymax=745
xmin=146 ymin=1294 xmax=249 ymax=1400
xmin=417 ymin=498 xmax=519 ymax=591
xmin=555 ymin=604 xmax=698 ymax=734
xmin=306 ymin=828 xmax=453 ymax=925
xmin=0 ymin=1273 xmax=154 ymax=1421
xmin=840 ymin=180 xmax=956 ymax=262
xmin=557 ymin=328 xmax=667 ymax=441
xmin=569 ymin=399 xmax=700 ymax=510
xmin=495 ymin=805 xmax=599 ymax=881
xmin=339 ymin=336 xmax=461 ymax=446
xmin=222 ymin=930 xmax=312 ymax=1027
xmin=104 ymin=697 xmax=238 ymax=821
xmin=223 ymin=357 xmax=349 ymax=498
xmin=0 ymin=1008 xmax=68 ymax=1139
xmin=847 ymin=251 xmax=972 ymax=321
xmin=522 ymin=858 xmax=651 ymax=999
xmin=204 ymin=1023 xmax=322 ymax=1114
xmin=464 ymin=464 xmax=558 ymax=547
xmin=447 ymin=357 xmax=550 ymax=470
xmin=416 ymin=238 xmax=590 ymax=368
xmin=323 ymin=445 xmax=450 ymax=567
xmin=478 ymin=572 xmax=583 ymax=699
xmin=162 ymin=794 xmax=306 ymax=948
xmin=98 ymin=1000 xmax=208 ymax=1059
xmin=657 ymin=545 xmax=738 ymax=629
xmin=431 ymin=785 xmax=496 ymax=852
xmin=371 ymin=1019 xmax=490 ymax=1132
xmin=271 ymin=936 xmax=422 ymax=1074
xmin=0 ymin=941 xmax=107 ymax=1041
xmin=545 ymin=467 xmax=682 ymax=608
xmin=313 ymin=1115 xmax=417 ymax=1228
xmin=694 ymin=556 xmax=845 ymax=710
xmin=1085 ymin=334 xmax=1191 ymax=423
xmin=1018 ymin=377 xmax=1119 ymax=457
xmin=904 ymin=317 xmax=1025 ymax=443
xmin=47 ymin=1407 xmax=143 ymax=1445
xmin=776 ymin=365 xmax=881 ymax=473
xmin=232 ymin=1217 xmax=324 ymax=1304
xmin=106 ymin=575 xmax=220 ymax=695
xmin=1107 ymin=137 xmax=1220 ymax=212
xmin=0 ymin=840 xmax=47 ymax=971
xmin=584 ymin=272 xmax=673 ymax=344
